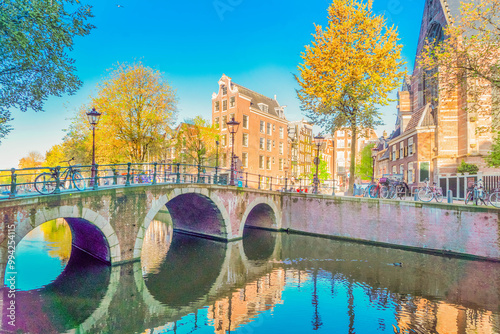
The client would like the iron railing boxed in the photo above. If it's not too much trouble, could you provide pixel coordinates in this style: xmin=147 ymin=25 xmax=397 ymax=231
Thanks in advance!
xmin=0 ymin=162 xmax=340 ymax=200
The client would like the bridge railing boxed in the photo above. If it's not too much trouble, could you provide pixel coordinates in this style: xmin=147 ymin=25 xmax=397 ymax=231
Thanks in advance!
xmin=0 ymin=162 xmax=341 ymax=200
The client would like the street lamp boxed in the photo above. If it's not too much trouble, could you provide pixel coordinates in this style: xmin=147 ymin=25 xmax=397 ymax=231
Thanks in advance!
xmin=86 ymin=107 xmax=102 ymax=185
xmin=227 ymin=117 xmax=240 ymax=186
xmin=313 ymin=133 xmax=324 ymax=194
xmin=215 ymin=140 xmax=219 ymax=184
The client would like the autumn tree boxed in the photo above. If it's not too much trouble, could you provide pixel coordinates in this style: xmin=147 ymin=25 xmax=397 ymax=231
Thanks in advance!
xmin=355 ymin=143 xmax=375 ymax=181
xmin=90 ymin=62 xmax=178 ymax=163
xmin=18 ymin=151 xmax=44 ymax=169
xmin=296 ymin=0 xmax=404 ymax=195
xmin=173 ymin=116 xmax=219 ymax=166
xmin=0 ymin=0 xmax=94 ymax=143
xmin=486 ymin=133 xmax=500 ymax=167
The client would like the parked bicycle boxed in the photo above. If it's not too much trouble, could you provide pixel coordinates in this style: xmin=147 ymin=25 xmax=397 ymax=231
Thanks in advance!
xmin=34 ymin=158 xmax=86 ymax=195
xmin=392 ymin=180 xmax=410 ymax=200
xmin=465 ymin=179 xmax=488 ymax=205
xmin=489 ymin=181 xmax=500 ymax=208
xmin=417 ymin=178 xmax=443 ymax=202
xmin=369 ymin=177 xmax=389 ymax=199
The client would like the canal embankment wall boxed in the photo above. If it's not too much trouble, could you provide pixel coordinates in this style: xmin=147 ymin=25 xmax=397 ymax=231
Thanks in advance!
xmin=280 ymin=195 xmax=500 ymax=261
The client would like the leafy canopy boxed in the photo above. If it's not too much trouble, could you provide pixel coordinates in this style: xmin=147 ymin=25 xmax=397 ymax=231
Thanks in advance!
xmin=355 ymin=143 xmax=375 ymax=180
xmin=0 ymin=0 xmax=94 ymax=143
xmin=296 ymin=0 xmax=404 ymax=193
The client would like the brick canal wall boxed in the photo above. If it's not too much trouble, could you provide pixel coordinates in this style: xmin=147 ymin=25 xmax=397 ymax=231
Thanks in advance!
xmin=280 ymin=194 xmax=500 ymax=261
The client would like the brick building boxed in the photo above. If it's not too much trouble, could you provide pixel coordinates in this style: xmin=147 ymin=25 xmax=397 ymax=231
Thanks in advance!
xmin=387 ymin=0 xmax=498 ymax=191
xmin=211 ymin=75 xmax=289 ymax=188
xmin=287 ymin=120 xmax=314 ymax=181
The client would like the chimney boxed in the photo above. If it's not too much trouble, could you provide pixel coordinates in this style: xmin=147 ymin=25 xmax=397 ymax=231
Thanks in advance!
xmin=382 ymin=130 xmax=387 ymax=138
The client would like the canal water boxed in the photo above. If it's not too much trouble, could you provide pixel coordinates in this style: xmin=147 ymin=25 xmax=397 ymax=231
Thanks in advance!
xmin=3 ymin=218 xmax=500 ymax=333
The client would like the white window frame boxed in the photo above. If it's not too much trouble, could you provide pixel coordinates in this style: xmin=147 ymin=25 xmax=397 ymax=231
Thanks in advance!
xmin=243 ymin=115 xmax=249 ymax=129
xmin=243 ymin=133 xmax=248 ymax=147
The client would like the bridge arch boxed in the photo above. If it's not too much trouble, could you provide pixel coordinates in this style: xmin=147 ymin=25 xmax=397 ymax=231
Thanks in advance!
xmin=7 ymin=206 xmax=120 ymax=264
xmin=239 ymin=197 xmax=282 ymax=233
xmin=134 ymin=188 xmax=231 ymax=259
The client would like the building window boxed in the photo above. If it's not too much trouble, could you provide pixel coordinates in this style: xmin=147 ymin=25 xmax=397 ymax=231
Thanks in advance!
xmin=242 ymin=152 xmax=248 ymax=168
xmin=267 ymin=139 xmax=272 ymax=151
xmin=392 ymin=165 xmax=397 ymax=174
xmin=279 ymin=127 xmax=284 ymax=139
xmin=243 ymin=115 xmax=249 ymax=129
xmin=267 ymin=123 xmax=272 ymax=135
xmin=266 ymin=157 xmax=271 ymax=170
xmin=222 ymin=153 xmax=227 ymax=167
xmin=279 ymin=142 xmax=283 ymax=155
xmin=338 ymin=140 xmax=345 ymax=148
xmin=222 ymin=85 xmax=227 ymax=95
xmin=259 ymin=104 xmax=269 ymax=113
xmin=408 ymin=162 xmax=414 ymax=183
xmin=260 ymin=121 xmax=265 ymax=133
xmin=222 ymin=115 xmax=227 ymax=129
xmin=279 ymin=158 xmax=284 ymax=171
xmin=214 ymin=117 xmax=219 ymax=129
xmin=242 ymin=133 xmax=248 ymax=147
xmin=215 ymin=101 xmax=220 ymax=111
xmin=419 ymin=162 xmax=430 ymax=182
xmin=409 ymin=137 xmax=414 ymax=155
xmin=221 ymin=134 xmax=227 ymax=147
xmin=338 ymin=130 xmax=345 ymax=137
xmin=392 ymin=145 xmax=397 ymax=161
xmin=229 ymin=96 xmax=235 ymax=108
xmin=400 ymin=164 xmax=404 ymax=176
xmin=273 ymin=124 xmax=276 ymax=131
xmin=260 ymin=138 xmax=265 ymax=150
xmin=223 ymin=100 xmax=227 ymax=111
xmin=229 ymin=113 xmax=235 ymax=122
xmin=400 ymin=142 xmax=404 ymax=159
xmin=259 ymin=156 xmax=264 ymax=169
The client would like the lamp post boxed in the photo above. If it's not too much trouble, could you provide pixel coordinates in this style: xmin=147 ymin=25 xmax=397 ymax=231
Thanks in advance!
xmin=226 ymin=117 xmax=240 ymax=186
xmin=215 ymin=140 xmax=219 ymax=184
xmin=86 ymin=107 xmax=102 ymax=185
xmin=313 ymin=133 xmax=324 ymax=194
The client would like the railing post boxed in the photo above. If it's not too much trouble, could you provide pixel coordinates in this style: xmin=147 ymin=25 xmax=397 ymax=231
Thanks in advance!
xmin=258 ymin=175 xmax=261 ymax=190
xmin=214 ymin=166 xmax=218 ymax=185
xmin=176 ymin=163 xmax=181 ymax=183
xmin=112 ymin=167 xmax=118 ymax=185
xmin=270 ymin=176 xmax=273 ymax=191
xmin=163 ymin=164 xmax=167 ymax=183
xmin=285 ymin=178 xmax=288 ymax=192
xmin=93 ymin=164 xmax=99 ymax=190
xmin=126 ymin=163 xmax=131 ymax=186
xmin=153 ymin=162 xmax=158 ymax=185
xmin=197 ymin=164 xmax=201 ymax=183
xmin=245 ymin=172 xmax=248 ymax=188
xmin=54 ymin=166 xmax=61 ymax=194
xmin=9 ymin=168 xmax=16 ymax=199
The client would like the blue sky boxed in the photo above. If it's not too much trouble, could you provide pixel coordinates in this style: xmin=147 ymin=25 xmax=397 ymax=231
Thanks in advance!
xmin=0 ymin=0 xmax=425 ymax=169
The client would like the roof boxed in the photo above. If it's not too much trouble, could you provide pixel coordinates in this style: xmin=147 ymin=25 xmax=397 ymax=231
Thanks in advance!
xmin=233 ymin=83 xmax=282 ymax=118
xmin=406 ymin=104 xmax=436 ymax=131
xmin=379 ymin=148 xmax=390 ymax=161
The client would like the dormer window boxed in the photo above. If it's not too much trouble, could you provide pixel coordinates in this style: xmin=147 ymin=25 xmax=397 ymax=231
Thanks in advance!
xmin=222 ymin=85 xmax=227 ymax=95
xmin=258 ymin=103 xmax=268 ymax=113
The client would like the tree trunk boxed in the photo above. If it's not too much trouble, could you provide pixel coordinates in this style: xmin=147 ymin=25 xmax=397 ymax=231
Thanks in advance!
xmin=347 ymin=126 xmax=357 ymax=196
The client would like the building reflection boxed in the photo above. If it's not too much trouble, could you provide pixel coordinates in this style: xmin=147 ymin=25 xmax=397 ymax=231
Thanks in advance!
xmin=207 ymin=268 xmax=286 ymax=333
xmin=141 ymin=219 xmax=173 ymax=275
xmin=396 ymin=297 xmax=498 ymax=334
xmin=39 ymin=218 xmax=72 ymax=264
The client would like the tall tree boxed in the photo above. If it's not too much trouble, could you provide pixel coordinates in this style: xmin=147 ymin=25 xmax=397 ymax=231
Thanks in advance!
xmin=296 ymin=0 xmax=404 ymax=195
xmin=307 ymin=158 xmax=331 ymax=182
xmin=18 ymin=151 xmax=44 ymax=169
xmin=92 ymin=62 xmax=178 ymax=163
xmin=173 ymin=116 xmax=219 ymax=166
xmin=420 ymin=0 xmax=500 ymax=131
xmin=486 ymin=132 xmax=500 ymax=167
xmin=355 ymin=143 xmax=375 ymax=181
xmin=0 ymin=0 xmax=94 ymax=143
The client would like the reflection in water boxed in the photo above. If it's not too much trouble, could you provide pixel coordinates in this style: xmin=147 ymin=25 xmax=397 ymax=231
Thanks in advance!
xmin=3 ymin=222 xmax=500 ymax=334
xmin=5 ymin=218 xmax=72 ymax=291
xmin=141 ymin=220 xmax=174 ymax=275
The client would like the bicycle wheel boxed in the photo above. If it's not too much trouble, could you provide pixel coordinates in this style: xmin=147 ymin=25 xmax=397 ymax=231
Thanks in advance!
xmin=72 ymin=172 xmax=86 ymax=191
xmin=369 ymin=185 xmax=378 ymax=198
xmin=418 ymin=187 xmax=433 ymax=202
xmin=489 ymin=192 xmax=500 ymax=208
xmin=34 ymin=173 xmax=57 ymax=195
xmin=380 ymin=185 xmax=389 ymax=199
xmin=388 ymin=185 xmax=397 ymax=199
xmin=465 ymin=191 xmax=473 ymax=205
xmin=434 ymin=189 xmax=444 ymax=202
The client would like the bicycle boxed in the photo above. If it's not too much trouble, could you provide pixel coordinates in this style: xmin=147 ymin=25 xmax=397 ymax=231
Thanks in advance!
xmin=465 ymin=179 xmax=488 ymax=205
xmin=369 ymin=178 xmax=389 ymax=199
xmin=34 ymin=158 xmax=86 ymax=195
xmin=488 ymin=181 xmax=500 ymax=208
xmin=417 ymin=178 xmax=443 ymax=202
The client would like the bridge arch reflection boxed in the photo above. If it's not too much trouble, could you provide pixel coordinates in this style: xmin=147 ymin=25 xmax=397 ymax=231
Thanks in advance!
xmin=240 ymin=198 xmax=281 ymax=233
